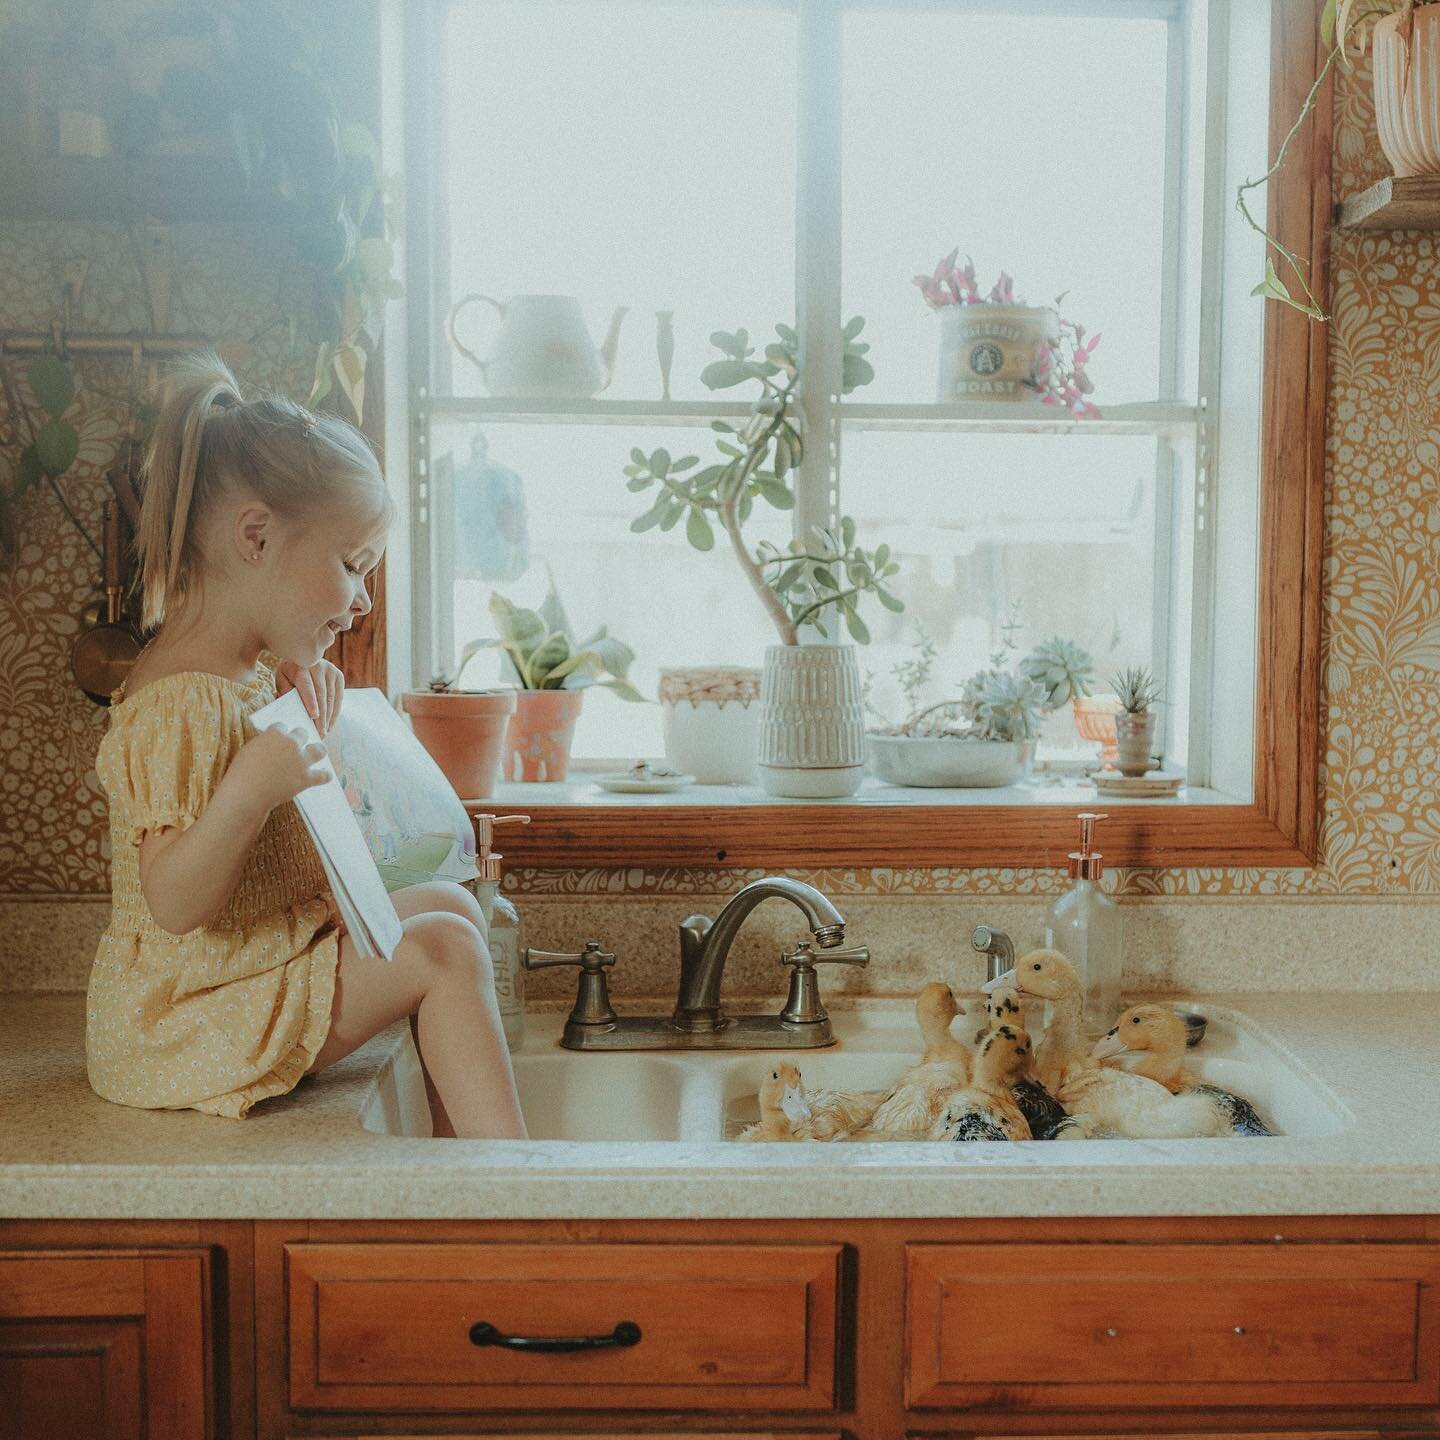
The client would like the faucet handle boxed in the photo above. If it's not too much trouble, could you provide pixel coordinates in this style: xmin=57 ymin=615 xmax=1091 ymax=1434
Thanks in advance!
xmin=524 ymin=941 xmax=618 ymax=1036
xmin=524 ymin=941 xmax=615 ymax=973
xmin=778 ymin=940 xmax=868 ymax=1027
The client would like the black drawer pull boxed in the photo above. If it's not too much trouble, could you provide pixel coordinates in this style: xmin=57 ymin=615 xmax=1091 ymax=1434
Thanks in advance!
xmin=468 ymin=1319 xmax=641 ymax=1353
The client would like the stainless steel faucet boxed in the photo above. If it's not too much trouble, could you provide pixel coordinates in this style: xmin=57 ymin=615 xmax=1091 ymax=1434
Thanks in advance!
xmin=971 ymin=924 xmax=1015 ymax=984
xmin=526 ymin=876 xmax=868 ymax=1051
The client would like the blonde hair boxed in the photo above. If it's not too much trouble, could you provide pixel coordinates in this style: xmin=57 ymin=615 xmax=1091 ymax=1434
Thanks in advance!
xmin=137 ymin=351 xmax=390 ymax=630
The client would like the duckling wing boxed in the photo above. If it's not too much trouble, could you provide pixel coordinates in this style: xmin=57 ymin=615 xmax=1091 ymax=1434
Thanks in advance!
xmin=869 ymin=1061 xmax=970 ymax=1138
xmin=1011 ymin=1077 xmax=1072 ymax=1141
xmin=800 ymin=1086 xmax=887 ymax=1141
xmin=1061 ymin=1067 xmax=1228 ymax=1139
xmin=1194 ymin=1083 xmax=1274 ymax=1137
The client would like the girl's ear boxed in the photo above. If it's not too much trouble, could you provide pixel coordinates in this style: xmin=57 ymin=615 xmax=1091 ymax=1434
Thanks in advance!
xmin=234 ymin=502 xmax=274 ymax=562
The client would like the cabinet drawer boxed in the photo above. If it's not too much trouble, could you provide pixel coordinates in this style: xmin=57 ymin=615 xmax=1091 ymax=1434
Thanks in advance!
xmin=906 ymin=1242 xmax=1440 ymax=1412
xmin=287 ymin=1242 xmax=841 ymax=1413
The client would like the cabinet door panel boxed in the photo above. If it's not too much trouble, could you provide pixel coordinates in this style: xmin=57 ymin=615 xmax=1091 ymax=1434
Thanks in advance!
xmin=287 ymin=1241 xmax=842 ymax=1413
xmin=906 ymin=1242 xmax=1440 ymax=1411
xmin=0 ymin=1319 xmax=143 ymax=1440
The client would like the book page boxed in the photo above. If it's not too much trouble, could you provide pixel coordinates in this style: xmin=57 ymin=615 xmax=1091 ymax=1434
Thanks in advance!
xmin=249 ymin=691 xmax=403 ymax=963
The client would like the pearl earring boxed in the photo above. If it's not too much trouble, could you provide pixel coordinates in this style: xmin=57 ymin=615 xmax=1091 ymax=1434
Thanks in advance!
xmin=250 ymin=551 xmax=261 ymax=561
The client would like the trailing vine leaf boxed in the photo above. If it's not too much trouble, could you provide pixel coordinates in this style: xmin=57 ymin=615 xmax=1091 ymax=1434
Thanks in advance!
xmin=27 ymin=356 xmax=73 ymax=418
xmin=35 ymin=421 xmax=78 ymax=478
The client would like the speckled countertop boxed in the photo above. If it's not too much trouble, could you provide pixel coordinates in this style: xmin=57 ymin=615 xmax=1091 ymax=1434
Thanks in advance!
xmin=2 ymin=991 xmax=1437 ymax=1220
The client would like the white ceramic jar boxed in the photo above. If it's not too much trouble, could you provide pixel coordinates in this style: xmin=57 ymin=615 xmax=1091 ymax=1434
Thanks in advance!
xmin=659 ymin=667 xmax=761 ymax=783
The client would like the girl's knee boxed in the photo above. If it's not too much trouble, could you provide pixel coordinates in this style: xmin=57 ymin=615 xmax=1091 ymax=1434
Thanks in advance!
xmin=407 ymin=911 xmax=493 ymax=985
xmin=402 ymin=879 xmax=488 ymax=933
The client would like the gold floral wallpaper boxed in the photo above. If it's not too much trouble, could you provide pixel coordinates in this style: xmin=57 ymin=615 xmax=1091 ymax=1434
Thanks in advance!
xmin=0 ymin=55 xmax=1436 ymax=917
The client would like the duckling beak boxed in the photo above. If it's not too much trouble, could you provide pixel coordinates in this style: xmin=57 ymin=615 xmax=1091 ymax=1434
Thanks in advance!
xmin=780 ymin=1085 xmax=811 ymax=1127
xmin=1090 ymin=1031 xmax=1128 ymax=1061
xmin=981 ymin=967 xmax=1017 ymax=993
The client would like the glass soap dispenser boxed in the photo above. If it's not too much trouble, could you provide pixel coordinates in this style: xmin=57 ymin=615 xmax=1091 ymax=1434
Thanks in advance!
xmin=467 ymin=813 xmax=531 ymax=1051
xmin=1045 ymin=811 xmax=1122 ymax=1038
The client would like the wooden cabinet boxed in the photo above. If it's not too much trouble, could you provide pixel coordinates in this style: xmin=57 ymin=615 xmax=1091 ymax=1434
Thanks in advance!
xmin=906 ymin=1241 xmax=1440 ymax=1413
xmin=286 ymin=1240 xmax=842 ymax=1413
xmin=0 ymin=1250 xmax=210 ymax=1440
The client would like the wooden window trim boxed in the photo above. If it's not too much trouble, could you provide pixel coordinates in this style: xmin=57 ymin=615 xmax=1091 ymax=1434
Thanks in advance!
xmin=417 ymin=0 xmax=1327 ymax=872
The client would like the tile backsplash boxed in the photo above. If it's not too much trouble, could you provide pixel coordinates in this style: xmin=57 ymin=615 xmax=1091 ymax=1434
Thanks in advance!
xmin=2 ymin=50 xmax=1437 ymax=996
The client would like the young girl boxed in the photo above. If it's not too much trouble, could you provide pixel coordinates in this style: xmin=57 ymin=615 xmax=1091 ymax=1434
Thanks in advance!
xmin=87 ymin=352 xmax=526 ymax=1140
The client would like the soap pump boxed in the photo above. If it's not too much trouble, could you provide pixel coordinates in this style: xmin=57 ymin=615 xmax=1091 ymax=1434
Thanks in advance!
xmin=469 ymin=813 xmax=531 ymax=1050
xmin=1044 ymin=811 xmax=1121 ymax=1038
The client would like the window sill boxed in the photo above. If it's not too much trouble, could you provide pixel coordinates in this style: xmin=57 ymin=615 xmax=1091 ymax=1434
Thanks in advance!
xmin=466 ymin=778 xmax=1308 ymax=872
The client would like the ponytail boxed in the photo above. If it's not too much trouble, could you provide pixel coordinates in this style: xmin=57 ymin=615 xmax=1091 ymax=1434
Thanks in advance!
xmin=137 ymin=352 xmax=243 ymax=630
xmin=137 ymin=351 xmax=387 ymax=631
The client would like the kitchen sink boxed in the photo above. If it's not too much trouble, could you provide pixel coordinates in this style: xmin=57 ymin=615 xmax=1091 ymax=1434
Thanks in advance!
xmin=359 ymin=1002 xmax=1352 ymax=1143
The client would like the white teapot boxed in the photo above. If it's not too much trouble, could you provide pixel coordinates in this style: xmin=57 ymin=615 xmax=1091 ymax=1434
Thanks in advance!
xmin=447 ymin=293 xmax=628 ymax=398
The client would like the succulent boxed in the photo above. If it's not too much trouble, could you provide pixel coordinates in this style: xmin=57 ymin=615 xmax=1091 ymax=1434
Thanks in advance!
xmin=962 ymin=669 xmax=1046 ymax=743
xmin=1110 ymin=665 xmax=1162 ymax=714
xmin=1020 ymin=636 xmax=1096 ymax=710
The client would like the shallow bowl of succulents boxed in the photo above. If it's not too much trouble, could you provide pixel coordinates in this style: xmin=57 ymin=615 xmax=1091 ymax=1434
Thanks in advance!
xmin=867 ymin=671 xmax=1045 ymax=789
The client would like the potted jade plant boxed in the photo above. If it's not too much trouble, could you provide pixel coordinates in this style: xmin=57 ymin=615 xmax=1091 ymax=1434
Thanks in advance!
xmin=914 ymin=251 xmax=1101 ymax=417
xmin=622 ymin=319 xmax=901 ymax=797
xmin=469 ymin=589 xmax=643 ymax=783
xmin=866 ymin=626 xmax=1093 ymax=788
xmin=1110 ymin=665 xmax=1162 ymax=777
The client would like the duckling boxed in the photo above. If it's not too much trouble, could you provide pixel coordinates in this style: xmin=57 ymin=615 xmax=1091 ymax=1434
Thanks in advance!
xmin=928 ymin=1025 xmax=1033 ymax=1141
xmin=868 ymin=982 xmax=973 ymax=1138
xmin=798 ymin=1083 xmax=889 ymax=1141
xmin=738 ymin=1062 xmax=807 ymax=1141
xmin=1092 ymin=1005 xmax=1273 ymax=1137
xmin=986 ymin=951 xmax=1227 ymax=1140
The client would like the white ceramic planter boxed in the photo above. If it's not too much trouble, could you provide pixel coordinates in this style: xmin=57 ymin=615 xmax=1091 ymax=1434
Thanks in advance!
xmin=1374 ymin=7 xmax=1440 ymax=178
xmin=937 ymin=304 xmax=1058 ymax=402
xmin=757 ymin=644 xmax=866 ymax=798
xmin=868 ymin=733 xmax=1025 ymax=788
xmin=659 ymin=667 xmax=761 ymax=783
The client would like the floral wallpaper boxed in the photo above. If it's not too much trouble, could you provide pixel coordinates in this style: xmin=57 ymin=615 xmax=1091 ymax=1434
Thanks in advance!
xmin=1 ymin=55 xmax=1436 ymax=912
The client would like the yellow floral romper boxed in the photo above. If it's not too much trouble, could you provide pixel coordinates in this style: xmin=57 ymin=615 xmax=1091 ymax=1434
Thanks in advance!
xmin=87 ymin=658 xmax=339 ymax=1117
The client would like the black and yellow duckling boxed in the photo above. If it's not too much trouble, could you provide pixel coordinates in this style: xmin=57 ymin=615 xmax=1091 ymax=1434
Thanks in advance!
xmin=928 ymin=1025 xmax=1035 ymax=1142
xmin=1092 ymin=1005 xmax=1274 ymax=1137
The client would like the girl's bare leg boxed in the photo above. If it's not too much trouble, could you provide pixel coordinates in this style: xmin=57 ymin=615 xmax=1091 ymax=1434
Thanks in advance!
xmin=307 ymin=883 xmax=526 ymax=1139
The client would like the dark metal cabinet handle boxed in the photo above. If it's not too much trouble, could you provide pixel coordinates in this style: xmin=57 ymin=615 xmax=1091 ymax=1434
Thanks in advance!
xmin=469 ymin=1319 xmax=641 ymax=1353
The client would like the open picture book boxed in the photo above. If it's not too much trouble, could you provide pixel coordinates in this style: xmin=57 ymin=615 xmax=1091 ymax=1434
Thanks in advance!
xmin=249 ymin=689 xmax=480 ymax=963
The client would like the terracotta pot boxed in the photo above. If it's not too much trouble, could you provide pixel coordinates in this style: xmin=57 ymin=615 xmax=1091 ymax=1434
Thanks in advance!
xmin=1374 ymin=6 xmax=1440 ymax=178
xmin=504 ymin=689 xmax=585 ymax=782
xmin=402 ymin=689 xmax=516 ymax=800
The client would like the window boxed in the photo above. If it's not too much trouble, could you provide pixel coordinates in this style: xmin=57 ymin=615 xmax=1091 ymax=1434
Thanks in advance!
xmin=397 ymin=0 xmax=1327 ymax=867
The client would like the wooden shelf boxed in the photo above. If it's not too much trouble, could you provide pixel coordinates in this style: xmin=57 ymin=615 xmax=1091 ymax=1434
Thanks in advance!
xmin=1335 ymin=175 xmax=1440 ymax=230
xmin=0 ymin=152 xmax=292 ymax=224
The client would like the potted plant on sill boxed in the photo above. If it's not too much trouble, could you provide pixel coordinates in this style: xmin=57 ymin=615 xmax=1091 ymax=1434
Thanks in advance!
xmin=622 ymin=319 xmax=902 ymax=798
xmin=913 ymin=251 xmax=1102 ymax=417
xmin=865 ymin=626 xmax=1094 ymax=788
xmin=1109 ymin=665 xmax=1162 ymax=777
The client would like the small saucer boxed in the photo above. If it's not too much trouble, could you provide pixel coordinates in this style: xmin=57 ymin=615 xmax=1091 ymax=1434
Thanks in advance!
xmin=1093 ymin=770 xmax=1184 ymax=797
xmin=595 ymin=767 xmax=695 ymax=794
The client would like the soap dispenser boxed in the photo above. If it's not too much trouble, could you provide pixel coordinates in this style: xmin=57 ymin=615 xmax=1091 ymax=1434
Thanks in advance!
xmin=1045 ymin=811 xmax=1121 ymax=1038
xmin=468 ymin=813 xmax=531 ymax=1051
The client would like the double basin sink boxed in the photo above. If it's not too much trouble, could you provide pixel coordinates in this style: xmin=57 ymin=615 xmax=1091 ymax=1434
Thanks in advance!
xmin=361 ymin=1002 xmax=1351 ymax=1143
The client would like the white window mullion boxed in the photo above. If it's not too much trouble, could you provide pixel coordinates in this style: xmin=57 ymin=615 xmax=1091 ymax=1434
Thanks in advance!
xmin=795 ymin=0 xmax=844 ymax=622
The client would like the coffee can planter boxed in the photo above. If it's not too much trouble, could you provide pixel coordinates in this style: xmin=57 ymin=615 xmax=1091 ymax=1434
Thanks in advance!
xmin=402 ymin=688 xmax=516 ymax=800
xmin=504 ymin=689 xmax=585 ymax=782
xmin=757 ymin=643 xmax=867 ymax=798
xmin=659 ymin=666 xmax=762 ymax=784
xmin=937 ymin=304 xmax=1059 ymax=402
xmin=1373 ymin=6 xmax=1440 ymax=178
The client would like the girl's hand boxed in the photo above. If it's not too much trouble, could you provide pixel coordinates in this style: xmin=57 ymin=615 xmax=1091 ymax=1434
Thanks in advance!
xmin=276 ymin=657 xmax=345 ymax=735
xmin=230 ymin=726 xmax=331 ymax=814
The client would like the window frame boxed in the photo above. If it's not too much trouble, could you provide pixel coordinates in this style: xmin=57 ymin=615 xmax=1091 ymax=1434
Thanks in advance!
xmin=397 ymin=0 xmax=1327 ymax=871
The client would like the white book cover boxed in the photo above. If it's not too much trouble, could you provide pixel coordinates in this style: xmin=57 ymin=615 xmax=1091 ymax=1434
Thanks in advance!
xmin=248 ymin=690 xmax=404 ymax=963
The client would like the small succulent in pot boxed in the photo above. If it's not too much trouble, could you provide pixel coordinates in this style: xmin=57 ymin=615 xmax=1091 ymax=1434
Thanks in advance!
xmin=1108 ymin=665 xmax=1162 ymax=776
xmin=1020 ymin=636 xmax=1096 ymax=711
xmin=961 ymin=668 xmax=1047 ymax=742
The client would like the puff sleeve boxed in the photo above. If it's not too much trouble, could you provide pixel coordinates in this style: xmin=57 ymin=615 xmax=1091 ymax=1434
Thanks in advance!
xmin=102 ymin=680 xmax=253 ymax=848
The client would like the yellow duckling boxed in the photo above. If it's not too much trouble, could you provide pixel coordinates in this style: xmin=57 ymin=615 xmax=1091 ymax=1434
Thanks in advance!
xmin=928 ymin=1024 xmax=1034 ymax=1141
xmin=868 ymin=982 xmax=973 ymax=1138
xmin=738 ymin=1062 xmax=807 ymax=1141
xmin=986 ymin=951 xmax=1226 ymax=1140
xmin=1093 ymin=1005 xmax=1273 ymax=1137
